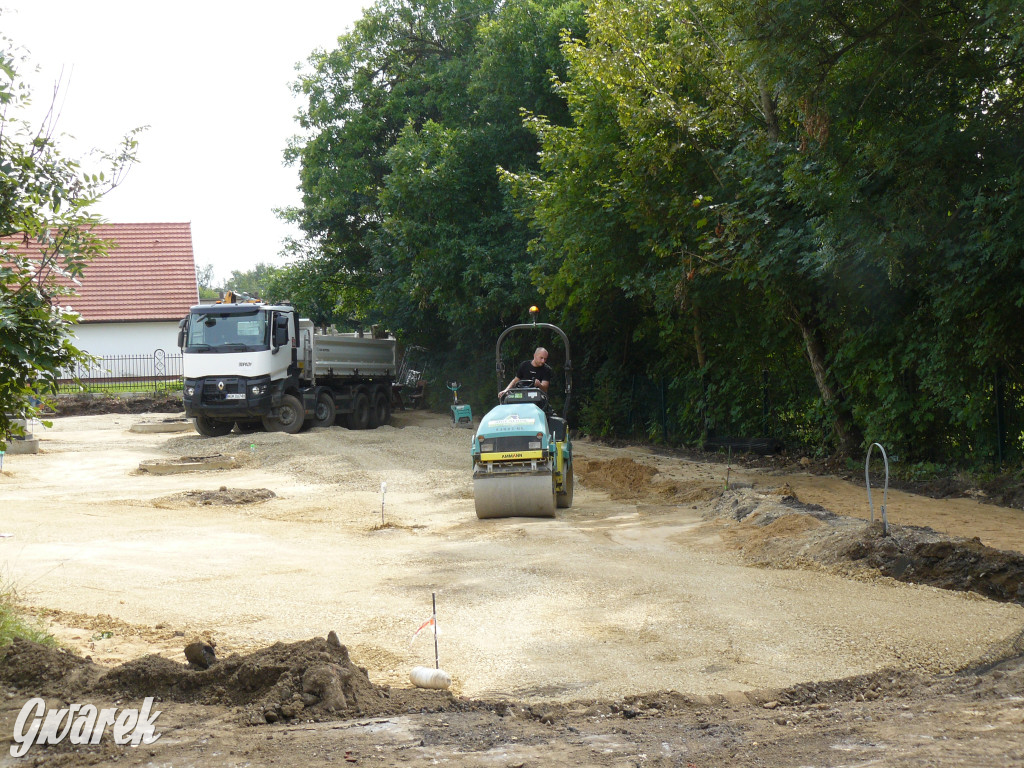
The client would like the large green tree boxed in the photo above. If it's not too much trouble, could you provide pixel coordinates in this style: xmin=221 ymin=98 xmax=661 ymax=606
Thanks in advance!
xmin=285 ymin=0 xmax=584 ymax=381
xmin=508 ymin=0 xmax=1024 ymax=460
xmin=720 ymin=0 xmax=1024 ymax=459
xmin=0 ymin=40 xmax=139 ymax=448
xmin=280 ymin=0 xmax=1023 ymax=463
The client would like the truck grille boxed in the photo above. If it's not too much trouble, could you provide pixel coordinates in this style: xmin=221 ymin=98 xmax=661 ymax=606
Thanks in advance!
xmin=202 ymin=377 xmax=244 ymax=402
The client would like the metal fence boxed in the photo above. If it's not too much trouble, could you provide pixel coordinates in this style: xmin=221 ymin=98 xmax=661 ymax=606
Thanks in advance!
xmin=56 ymin=349 xmax=183 ymax=394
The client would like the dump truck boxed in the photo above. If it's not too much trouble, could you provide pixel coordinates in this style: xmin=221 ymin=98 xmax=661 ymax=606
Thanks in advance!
xmin=471 ymin=307 xmax=574 ymax=518
xmin=178 ymin=294 xmax=397 ymax=436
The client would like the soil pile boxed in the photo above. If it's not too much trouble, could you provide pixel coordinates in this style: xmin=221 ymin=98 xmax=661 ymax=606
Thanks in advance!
xmin=1 ymin=634 xmax=462 ymax=725
xmin=576 ymin=457 xmax=721 ymax=503
xmin=575 ymin=457 xmax=659 ymax=498
xmin=712 ymin=483 xmax=1024 ymax=606
xmin=589 ymin=434 xmax=1024 ymax=510
xmin=54 ymin=393 xmax=184 ymax=416
xmin=579 ymin=454 xmax=1024 ymax=607
xmin=153 ymin=487 xmax=277 ymax=507
xmin=0 ymin=639 xmax=104 ymax=696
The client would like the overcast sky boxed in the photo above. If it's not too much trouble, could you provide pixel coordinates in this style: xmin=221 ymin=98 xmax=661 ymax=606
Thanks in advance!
xmin=2 ymin=1 xmax=368 ymax=283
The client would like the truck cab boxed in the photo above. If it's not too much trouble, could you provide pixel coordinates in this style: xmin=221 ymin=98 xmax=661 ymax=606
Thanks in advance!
xmin=179 ymin=295 xmax=398 ymax=437
xmin=179 ymin=301 xmax=299 ymax=434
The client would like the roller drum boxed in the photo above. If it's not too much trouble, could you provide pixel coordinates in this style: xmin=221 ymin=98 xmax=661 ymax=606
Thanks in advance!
xmin=474 ymin=472 xmax=556 ymax=519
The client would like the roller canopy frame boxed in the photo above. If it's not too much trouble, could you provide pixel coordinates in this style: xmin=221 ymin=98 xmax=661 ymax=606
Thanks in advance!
xmin=495 ymin=321 xmax=572 ymax=420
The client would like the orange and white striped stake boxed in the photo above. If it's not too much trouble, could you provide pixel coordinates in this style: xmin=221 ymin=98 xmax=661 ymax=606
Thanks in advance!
xmin=410 ymin=592 xmax=440 ymax=669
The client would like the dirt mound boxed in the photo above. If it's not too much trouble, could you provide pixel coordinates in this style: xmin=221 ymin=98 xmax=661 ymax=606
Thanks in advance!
xmin=54 ymin=393 xmax=184 ymax=416
xmin=843 ymin=528 xmax=1024 ymax=604
xmin=0 ymin=639 xmax=105 ymax=696
xmin=1 ymin=634 xmax=465 ymax=725
xmin=714 ymin=487 xmax=1024 ymax=605
xmin=576 ymin=457 xmax=659 ymax=498
xmin=154 ymin=487 xmax=276 ymax=507
xmin=97 ymin=635 xmax=398 ymax=723
xmin=591 ymin=434 xmax=1024 ymax=512
xmin=577 ymin=457 xmax=721 ymax=502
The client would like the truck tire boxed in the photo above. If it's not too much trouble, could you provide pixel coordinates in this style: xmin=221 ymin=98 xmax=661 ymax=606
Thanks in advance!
xmin=369 ymin=390 xmax=392 ymax=428
xmin=312 ymin=391 xmax=336 ymax=428
xmin=346 ymin=392 xmax=371 ymax=430
xmin=194 ymin=415 xmax=233 ymax=437
xmin=262 ymin=393 xmax=304 ymax=434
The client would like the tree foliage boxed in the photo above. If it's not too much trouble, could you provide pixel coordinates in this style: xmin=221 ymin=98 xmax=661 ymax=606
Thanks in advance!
xmin=195 ymin=263 xmax=219 ymax=299
xmin=285 ymin=0 xmax=1024 ymax=467
xmin=0 ymin=37 xmax=139 ymax=448
xmin=505 ymin=0 xmax=1024 ymax=461
xmin=285 ymin=0 xmax=585 ymax=401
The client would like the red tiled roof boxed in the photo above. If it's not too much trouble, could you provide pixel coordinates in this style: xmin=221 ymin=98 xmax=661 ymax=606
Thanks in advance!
xmin=8 ymin=223 xmax=198 ymax=323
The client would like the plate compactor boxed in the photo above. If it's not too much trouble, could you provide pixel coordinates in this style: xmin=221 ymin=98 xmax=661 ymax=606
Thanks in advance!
xmin=448 ymin=381 xmax=473 ymax=427
xmin=471 ymin=308 xmax=574 ymax=519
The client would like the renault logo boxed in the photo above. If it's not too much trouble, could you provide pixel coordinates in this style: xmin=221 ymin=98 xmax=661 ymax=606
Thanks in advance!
xmin=217 ymin=381 xmax=225 ymax=391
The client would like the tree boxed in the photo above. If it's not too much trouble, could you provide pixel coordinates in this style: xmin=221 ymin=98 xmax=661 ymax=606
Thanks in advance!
xmin=503 ymin=0 xmax=1024 ymax=460
xmin=504 ymin=0 xmax=821 ymax=446
xmin=222 ymin=263 xmax=281 ymax=301
xmin=282 ymin=0 xmax=588 ymax=411
xmin=719 ymin=0 xmax=1024 ymax=459
xmin=286 ymin=0 xmax=583 ymax=361
xmin=0 ymin=39 xmax=139 ymax=448
xmin=266 ymin=242 xmax=354 ymax=330
xmin=195 ymin=263 xmax=219 ymax=299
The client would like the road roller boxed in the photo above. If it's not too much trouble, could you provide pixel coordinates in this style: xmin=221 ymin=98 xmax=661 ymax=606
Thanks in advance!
xmin=471 ymin=308 xmax=573 ymax=518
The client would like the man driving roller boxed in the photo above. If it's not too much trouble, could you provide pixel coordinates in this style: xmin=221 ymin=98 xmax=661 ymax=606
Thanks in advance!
xmin=499 ymin=347 xmax=553 ymax=397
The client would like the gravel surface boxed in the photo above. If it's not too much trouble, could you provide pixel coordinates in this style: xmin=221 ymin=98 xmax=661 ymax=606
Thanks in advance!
xmin=2 ymin=409 xmax=1024 ymax=766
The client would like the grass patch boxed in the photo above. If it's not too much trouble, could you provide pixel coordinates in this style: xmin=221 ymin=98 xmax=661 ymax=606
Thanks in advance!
xmin=56 ymin=382 xmax=183 ymax=396
xmin=0 ymin=582 xmax=54 ymax=647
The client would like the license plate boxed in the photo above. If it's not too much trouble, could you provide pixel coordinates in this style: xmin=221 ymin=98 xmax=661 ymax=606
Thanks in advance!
xmin=225 ymin=393 xmax=245 ymax=400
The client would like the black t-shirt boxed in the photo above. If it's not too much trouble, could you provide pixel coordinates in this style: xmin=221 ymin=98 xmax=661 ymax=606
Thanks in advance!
xmin=516 ymin=360 xmax=554 ymax=386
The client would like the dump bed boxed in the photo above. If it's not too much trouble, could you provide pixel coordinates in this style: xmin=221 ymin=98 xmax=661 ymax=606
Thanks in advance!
xmin=300 ymin=321 xmax=397 ymax=378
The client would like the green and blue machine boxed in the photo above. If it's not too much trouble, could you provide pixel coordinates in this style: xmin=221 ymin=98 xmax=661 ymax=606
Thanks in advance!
xmin=447 ymin=381 xmax=473 ymax=427
xmin=471 ymin=306 xmax=574 ymax=518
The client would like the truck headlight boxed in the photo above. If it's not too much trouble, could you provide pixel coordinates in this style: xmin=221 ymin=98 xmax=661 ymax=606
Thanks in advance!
xmin=251 ymin=385 xmax=264 ymax=396
xmin=185 ymin=386 xmax=195 ymax=396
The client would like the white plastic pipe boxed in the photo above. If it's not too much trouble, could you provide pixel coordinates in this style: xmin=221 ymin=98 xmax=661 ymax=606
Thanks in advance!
xmin=410 ymin=666 xmax=452 ymax=690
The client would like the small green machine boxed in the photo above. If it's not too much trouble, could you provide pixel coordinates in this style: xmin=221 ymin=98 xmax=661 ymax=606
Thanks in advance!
xmin=447 ymin=381 xmax=473 ymax=428
xmin=470 ymin=306 xmax=573 ymax=518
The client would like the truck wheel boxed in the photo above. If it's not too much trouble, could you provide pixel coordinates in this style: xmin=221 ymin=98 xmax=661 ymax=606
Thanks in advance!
xmin=262 ymin=393 xmax=304 ymax=434
xmin=312 ymin=391 xmax=336 ymax=428
xmin=194 ymin=415 xmax=233 ymax=437
xmin=346 ymin=392 xmax=371 ymax=430
xmin=369 ymin=391 xmax=392 ymax=428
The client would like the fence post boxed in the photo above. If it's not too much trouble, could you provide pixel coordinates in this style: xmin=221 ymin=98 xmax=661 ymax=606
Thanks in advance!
xmin=154 ymin=349 xmax=166 ymax=396
xmin=661 ymin=378 xmax=668 ymax=443
xmin=995 ymin=365 xmax=1006 ymax=468
xmin=865 ymin=442 xmax=890 ymax=536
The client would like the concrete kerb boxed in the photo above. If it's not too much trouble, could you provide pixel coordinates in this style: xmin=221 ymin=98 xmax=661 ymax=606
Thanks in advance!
xmin=138 ymin=455 xmax=238 ymax=475
xmin=130 ymin=417 xmax=194 ymax=434
xmin=4 ymin=437 xmax=39 ymax=455
xmin=3 ymin=417 xmax=40 ymax=454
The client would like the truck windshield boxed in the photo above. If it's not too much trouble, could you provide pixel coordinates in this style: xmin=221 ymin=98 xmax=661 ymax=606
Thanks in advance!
xmin=186 ymin=309 xmax=269 ymax=352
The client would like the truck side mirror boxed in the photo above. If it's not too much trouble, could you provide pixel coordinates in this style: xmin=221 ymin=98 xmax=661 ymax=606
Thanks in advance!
xmin=177 ymin=318 xmax=187 ymax=349
xmin=273 ymin=316 xmax=289 ymax=350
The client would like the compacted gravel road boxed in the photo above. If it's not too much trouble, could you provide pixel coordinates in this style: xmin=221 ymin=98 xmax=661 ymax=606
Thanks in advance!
xmin=2 ymin=409 xmax=1023 ymax=767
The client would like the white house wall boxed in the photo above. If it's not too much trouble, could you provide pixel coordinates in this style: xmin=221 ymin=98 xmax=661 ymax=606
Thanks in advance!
xmin=71 ymin=322 xmax=180 ymax=359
